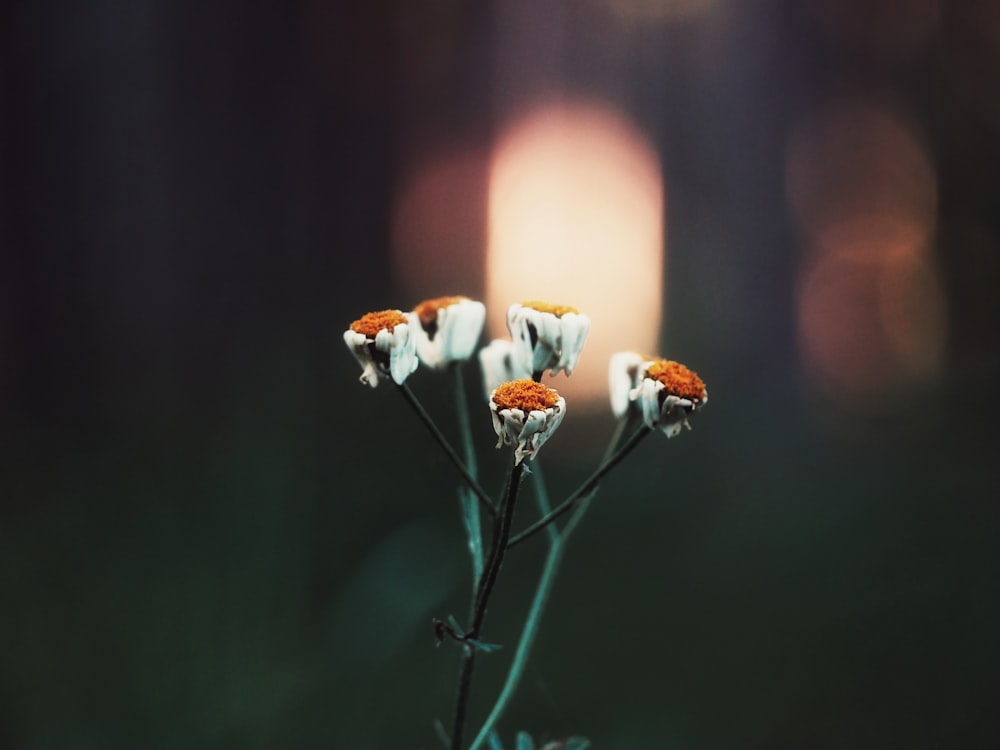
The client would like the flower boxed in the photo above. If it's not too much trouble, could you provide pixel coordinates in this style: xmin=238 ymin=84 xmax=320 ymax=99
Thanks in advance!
xmin=412 ymin=295 xmax=486 ymax=369
xmin=490 ymin=379 xmax=566 ymax=464
xmin=507 ymin=301 xmax=590 ymax=377
xmin=478 ymin=339 xmax=532 ymax=400
xmin=631 ymin=358 xmax=708 ymax=437
xmin=608 ymin=351 xmax=648 ymax=419
xmin=343 ymin=309 xmax=419 ymax=387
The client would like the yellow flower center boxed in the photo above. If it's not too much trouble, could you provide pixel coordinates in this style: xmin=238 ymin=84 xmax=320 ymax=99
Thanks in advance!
xmin=492 ymin=379 xmax=560 ymax=412
xmin=414 ymin=295 xmax=467 ymax=326
xmin=351 ymin=309 xmax=408 ymax=337
xmin=646 ymin=360 xmax=706 ymax=401
xmin=521 ymin=300 xmax=579 ymax=317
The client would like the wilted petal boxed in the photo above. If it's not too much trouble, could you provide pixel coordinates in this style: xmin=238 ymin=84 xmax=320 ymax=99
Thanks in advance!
xmin=507 ymin=302 xmax=591 ymax=378
xmin=490 ymin=379 xmax=566 ymax=464
xmin=413 ymin=296 xmax=487 ymax=369
xmin=630 ymin=358 xmax=707 ymax=437
xmin=608 ymin=351 xmax=646 ymax=418
xmin=343 ymin=309 xmax=419 ymax=387
xmin=479 ymin=339 xmax=532 ymax=399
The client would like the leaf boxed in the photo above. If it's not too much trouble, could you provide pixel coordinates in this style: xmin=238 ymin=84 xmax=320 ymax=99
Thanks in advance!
xmin=446 ymin=615 xmax=466 ymax=638
xmin=487 ymin=728 xmax=505 ymax=750
xmin=516 ymin=731 xmax=536 ymax=750
xmin=466 ymin=636 xmax=502 ymax=653
xmin=540 ymin=739 xmax=590 ymax=750
xmin=460 ymin=487 xmax=484 ymax=586
xmin=432 ymin=719 xmax=450 ymax=748
xmin=443 ymin=615 xmax=501 ymax=652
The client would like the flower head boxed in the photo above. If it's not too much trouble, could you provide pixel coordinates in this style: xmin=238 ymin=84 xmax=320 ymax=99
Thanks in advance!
xmin=490 ymin=379 xmax=566 ymax=464
xmin=507 ymin=301 xmax=590 ymax=377
xmin=412 ymin=295 xmax=486 ymax=369
xmin=608 ymin=351 xmax=648 ymax=419
xmin=343 ymin=309 xmax=419 ymax=387
xmin=631 ymin=358 xmax=708 ymax=437
xmin=478 ymin=339 xmax=532 ymax=400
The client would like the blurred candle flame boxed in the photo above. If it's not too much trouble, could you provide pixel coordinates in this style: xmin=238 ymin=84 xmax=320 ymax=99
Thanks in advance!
xmin=486 ymin=101 xmax=664 ymax=409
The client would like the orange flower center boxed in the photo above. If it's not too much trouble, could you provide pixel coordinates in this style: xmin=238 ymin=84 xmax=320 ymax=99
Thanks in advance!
xmin=646 ymin=360 xmax=706 ymax=401
xmin=521 ymin=300 xmax=579 ymax=317
xmin=492 ymin=379 xmax=560 ymax=412
xmin=350 ymin=309 xmax=408 ymax=337
xmin=414 ymin=295 xmax=467 ymax=326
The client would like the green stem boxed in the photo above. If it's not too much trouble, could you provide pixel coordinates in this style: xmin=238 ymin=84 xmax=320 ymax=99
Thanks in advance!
xmin=450 ymin=459 xmax=525 ymax=750
xmin=468 ymin=462 xmax=595 ymax=750
xmin=472 ymin=461 xmax=524 ymax=632
xmin=397 ymin=381 xmax=496 ymax=517
xmin=528 ymin=462 xmax=559 ymax=541
xmin=453 ymin=364 xmax=485 ymax=590
xmin=506 ymin=423 xmax=651 ymax=549
xmin=603 ymin=411 xmax=635 ymax=463
xmin=453 ymin=365 xmax=478 ymax=479
xmin=468 ymin=499 xmax=596 ymax=750
xmin=467 ymin=414 xmax=646 ymax=747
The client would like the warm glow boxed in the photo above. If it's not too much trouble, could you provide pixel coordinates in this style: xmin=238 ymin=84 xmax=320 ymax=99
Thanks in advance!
xmin=788 ymin=97 xmax=945 ymax=407
xmin=797 ymin=248 xmax=946 ymax=407
xmin=786 ymin=99 xmax=937 ymax=260
xmin=391 ymin=148 xmax=489 ymax=298
xmin=486 ymin=101 xmax=664 ymax=409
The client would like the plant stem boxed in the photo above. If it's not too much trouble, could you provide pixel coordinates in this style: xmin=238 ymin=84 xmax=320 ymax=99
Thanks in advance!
xmin=505 ymin=423 xmax=651 ymax=549
xmin=467 ymin=462 xmax=596 ymax=750
xmin=467 ymin=412 xmax=635 ymax=749
xmin=453 ymin=364 xmax=478 ymax=479
xmin=528 ymin=461 xmax=560 ymax=541
xmin=451 ymin=459 xmax=525 ymax=750
xmin=472 ymin=461 xmax=524 ymax=633
xmin=397 ymin=381 xmax=496 ymax=517
xmin=453 ymin=364 xmax=485 ymax=590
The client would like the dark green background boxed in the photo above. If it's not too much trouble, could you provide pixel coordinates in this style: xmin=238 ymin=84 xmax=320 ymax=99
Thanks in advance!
xmin=2 ymin=2 xmax=998 ymax=748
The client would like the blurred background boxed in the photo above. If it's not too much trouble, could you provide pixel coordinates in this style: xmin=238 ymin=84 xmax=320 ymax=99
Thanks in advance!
xmin=2 ymin=1 xmax=999 ymax=748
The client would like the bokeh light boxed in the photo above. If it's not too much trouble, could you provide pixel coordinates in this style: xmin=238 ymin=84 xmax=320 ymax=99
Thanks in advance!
xmin=486 ymin=101 xmax=664 ymax=409
xmin=788 ymin=97 xmax=946 ymax=405
xmin=786 ymin=98 xmax=937 ymax=258
xmin=391 ymin=147 xmax=490 ymax=299
xmin=797 ymin=249 xmax=947 ymax=405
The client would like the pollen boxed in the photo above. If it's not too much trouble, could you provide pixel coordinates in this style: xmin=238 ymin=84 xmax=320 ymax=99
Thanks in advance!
xmin=521 ymin=300 xmax=579 ymax=317
xmin=646 ymin=359 xmax=707 ymax=402
xmin=414 ymin=295 xmax=467 ymax=326
xmin=492 ymin=379 xmax=560 ymax=412
xmin=350 ymin=309 xmax=408 ymax=337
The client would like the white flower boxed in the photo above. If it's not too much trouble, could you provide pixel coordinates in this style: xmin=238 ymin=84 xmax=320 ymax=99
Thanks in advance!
xmin=631 ymin=359 xmax=708 ymax=437
xmin=343 ymin=309 xmax=419 ymax=388
xmin=490 ymin=379 xmax=566 ymax=464
xmin=412 ymin=296 xmax=486 ymax=369
xmin=608 ymin=351 xmax=648 ymax=419
xmin=478 ymin=339 xmax=532 ymax=400
xmin=507 ymin=301 xmax=590 ymax=377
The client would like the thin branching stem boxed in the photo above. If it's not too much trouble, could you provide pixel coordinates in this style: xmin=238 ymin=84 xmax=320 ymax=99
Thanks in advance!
xmin=453 ymin=364 xmax=485 ymax=590
xmin=472 ymin=461 xmax=524 ymax=633
xmin=468 ymin=460 xmax=602 ymax=750
xmin=451 ymin=459 xmax=525 ymax=750
xmin=468 ymin=414 xmax=635 ymax=748
xmin=505 ymin=422 xmax=651 ymax=549
xmin=397 ymin=381 xmax=497 ymax=517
